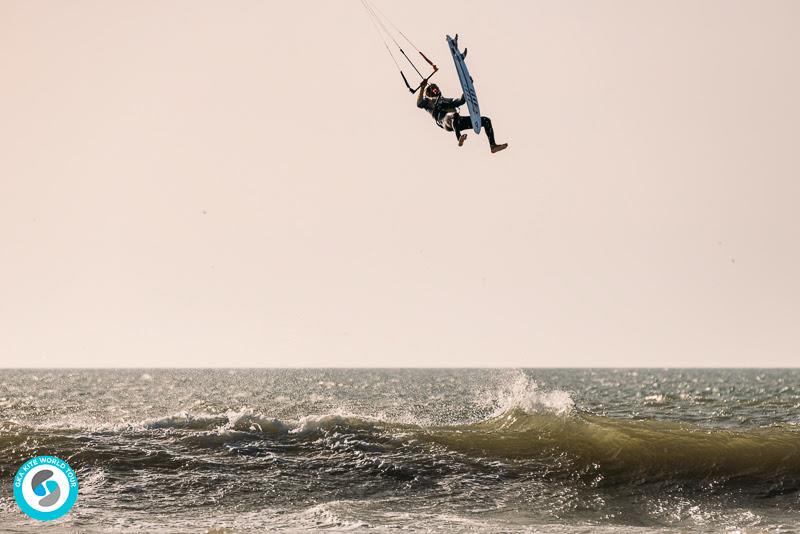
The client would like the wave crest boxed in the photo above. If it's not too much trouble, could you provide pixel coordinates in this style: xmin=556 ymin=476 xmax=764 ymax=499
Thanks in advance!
xmin=142 ymin=409 xmax=291 ymax=434
xmin=487 ymin=370 xmax=575 ymax=418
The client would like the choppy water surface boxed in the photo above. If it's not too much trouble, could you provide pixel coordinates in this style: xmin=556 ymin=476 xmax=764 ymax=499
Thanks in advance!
xmin=1 ymin=369 xmax=799 ymax=533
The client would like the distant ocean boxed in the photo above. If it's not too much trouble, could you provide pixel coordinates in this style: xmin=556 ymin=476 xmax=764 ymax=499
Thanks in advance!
xmin=1 ymin=369 xmax=799 ymax=532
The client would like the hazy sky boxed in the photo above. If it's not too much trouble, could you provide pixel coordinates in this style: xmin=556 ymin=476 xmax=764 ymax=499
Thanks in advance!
xmin=2 ymin=1 xmax=799 ymax=367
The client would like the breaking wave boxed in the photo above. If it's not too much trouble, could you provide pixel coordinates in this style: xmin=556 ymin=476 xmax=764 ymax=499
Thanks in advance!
xmin=3 ymin=381 xmax=799 ymax=491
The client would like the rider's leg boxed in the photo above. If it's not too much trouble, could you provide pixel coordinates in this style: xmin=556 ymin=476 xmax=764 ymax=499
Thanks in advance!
xmin=453 ymin=114 xmax=472 ymax=144
xmin=481 ymin=116 xmax=508 ymax=153
xmin=481 ymin=117 xmax=497 ymax=147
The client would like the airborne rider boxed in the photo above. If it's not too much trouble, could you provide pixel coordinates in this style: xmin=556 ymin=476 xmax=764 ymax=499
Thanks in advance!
xmin=416 ymin=79 xmax=508 ymax=154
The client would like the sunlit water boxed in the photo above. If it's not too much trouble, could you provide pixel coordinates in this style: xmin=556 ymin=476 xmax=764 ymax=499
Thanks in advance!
xmin=1 ymin=369 xmax=799 ymax=532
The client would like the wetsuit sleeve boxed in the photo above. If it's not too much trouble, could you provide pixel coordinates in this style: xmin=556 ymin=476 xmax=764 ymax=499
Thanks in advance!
xmin=434 ymin=97 xmax=462 ymax=112
xmin=417 ymin=81 xmax=427 ymax=108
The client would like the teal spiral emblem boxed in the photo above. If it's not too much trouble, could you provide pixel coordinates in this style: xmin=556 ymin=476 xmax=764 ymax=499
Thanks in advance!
xmin=13 ymin=456 xmax=79 ymax=521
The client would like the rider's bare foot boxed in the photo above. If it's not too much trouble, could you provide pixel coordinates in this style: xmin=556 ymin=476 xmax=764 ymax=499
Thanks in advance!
xmin=458 ymin=134 xmax=467 ymax=147
xmin=491 ymin=143 xmax=508 ymax=154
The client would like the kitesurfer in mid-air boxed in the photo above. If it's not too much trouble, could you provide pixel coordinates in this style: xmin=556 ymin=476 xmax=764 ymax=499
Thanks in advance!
xmin=417 ymin=79 xmax=508 ymax=153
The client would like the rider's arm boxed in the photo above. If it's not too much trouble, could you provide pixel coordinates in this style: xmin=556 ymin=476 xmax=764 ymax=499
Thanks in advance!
xmin=417 ymin=80 xmax=428 ymax=108
xmin=453 ymin=94 xmax=465 ymax=107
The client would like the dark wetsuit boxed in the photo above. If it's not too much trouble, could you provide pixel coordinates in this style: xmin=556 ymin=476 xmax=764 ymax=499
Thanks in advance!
xmin=417 ymin=93 xmax=465 ymax=129
xmin=417 ymin=89 xmax=499 ymax=147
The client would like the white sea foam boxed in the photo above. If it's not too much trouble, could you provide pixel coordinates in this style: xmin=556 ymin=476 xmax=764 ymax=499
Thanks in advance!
xmin=291 ymin=502 xmax=369 ymax=530
xmin=291 ymin=412 xmax=387 ymax=435
xmin=644 ymin=393 xmax=667 ymax=404
xmin=486 ymin=370 xmax=575 ymax=417
xmin=139 ymin=409 xmax=291 ymax=434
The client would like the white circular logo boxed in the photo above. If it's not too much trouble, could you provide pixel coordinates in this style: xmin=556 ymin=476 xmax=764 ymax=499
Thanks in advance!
xmin=14 ymin=456 xmax=78 ymax=521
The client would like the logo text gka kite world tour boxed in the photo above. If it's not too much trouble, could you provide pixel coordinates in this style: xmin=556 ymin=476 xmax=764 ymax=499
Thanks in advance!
xmin=14 ymin=456 xmax=79 ymax=521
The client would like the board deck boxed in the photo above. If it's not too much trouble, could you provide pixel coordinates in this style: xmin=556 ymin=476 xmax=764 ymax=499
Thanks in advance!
xmin=446 ymin=34 xmax=481 ymax=134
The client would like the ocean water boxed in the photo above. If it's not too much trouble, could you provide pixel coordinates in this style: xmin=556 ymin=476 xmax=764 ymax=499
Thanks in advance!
xmin=1 ymin=369 xmax=799 ymax=533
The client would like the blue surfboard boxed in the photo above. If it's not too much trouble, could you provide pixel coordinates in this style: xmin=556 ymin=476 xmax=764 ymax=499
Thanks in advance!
xmin=446 ymin=34 xmax=480 ymax=134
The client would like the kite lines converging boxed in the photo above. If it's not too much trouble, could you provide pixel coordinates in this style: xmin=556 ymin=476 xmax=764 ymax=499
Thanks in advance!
xmin=359 ymin=0 xmax=438 ymax=93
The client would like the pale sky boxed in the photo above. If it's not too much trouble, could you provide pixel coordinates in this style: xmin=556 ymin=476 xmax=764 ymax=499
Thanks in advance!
xmin=1 ymin=1 xmax=799 ymax=367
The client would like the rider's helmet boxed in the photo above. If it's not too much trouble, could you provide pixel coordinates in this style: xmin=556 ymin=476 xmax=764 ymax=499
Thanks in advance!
xmin=425 ymin=83 xmax=441 ymax=98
